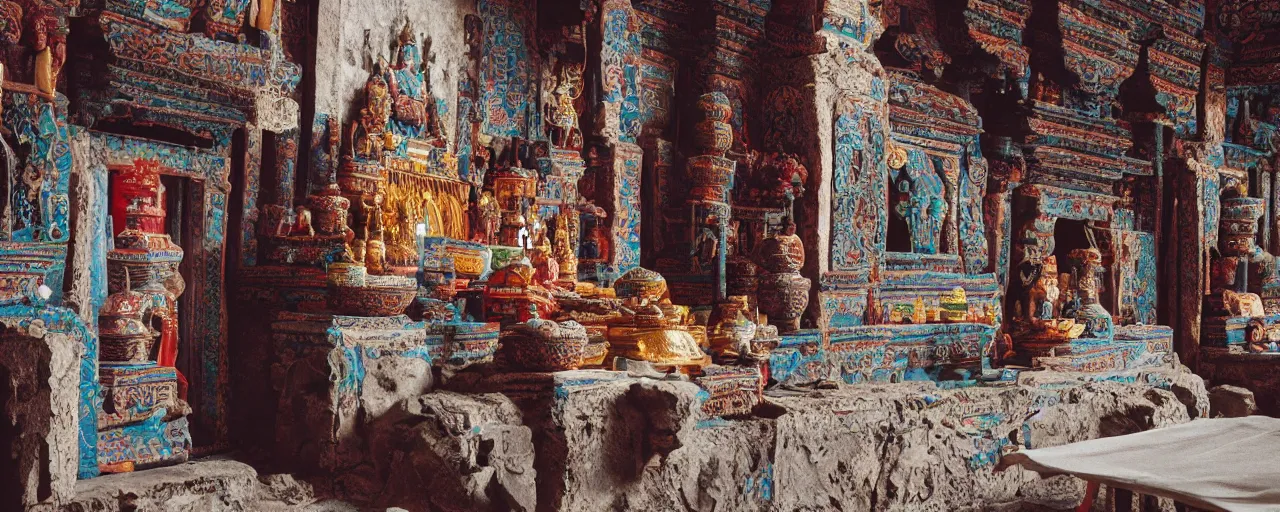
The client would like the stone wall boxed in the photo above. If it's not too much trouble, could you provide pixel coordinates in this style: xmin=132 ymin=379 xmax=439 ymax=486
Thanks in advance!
xmin=37 ymin=365 xmax=1208 ymax=512
xmin=0 ymin=329 xmax=82 ymax=509
xmin=313 ymin=0 xmax=473 ymax=144
xmin=318 ymin=366 xmax=1211 ymax=512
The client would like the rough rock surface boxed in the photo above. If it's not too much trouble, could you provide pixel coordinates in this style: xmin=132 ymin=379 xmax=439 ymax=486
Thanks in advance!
xmin=372 ymin=392 xmax=537 ymax=511
xmin=1208 ymin=384 xmax=1257 ymax=418
xmin=63 ymin=131 xmax=105 ymax=325
xmin=50 ymin=458 xmax=294 ymax=512
xmin=270 ymin=314 xmax=435 ymax=488
xmin=435 ymin=366 xmax=1207 ymax=512
xmin=46 ymin=367 xmax=1207 ymax=512
xmin=1199 ymin=350 xmax=1280 ymax=416
xmin=0 ymin=329 xmax=81 ymax=509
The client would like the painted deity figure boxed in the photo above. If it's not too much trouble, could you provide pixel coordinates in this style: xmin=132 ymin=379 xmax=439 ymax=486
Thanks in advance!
xmin=1027 ymin=256 xmax=1060 ymax=322
xmin=1041 ymin=274 xmax=1060 ymax=320
xmin=364 ymin=193 xmax=387 ymax=273
xmin=892 ymin=175 xmax=945 ymax=254
xmin=1070 ymin=247 xmax=1113 ymax=339
xmin=385 ymin=22 xmax=442 ymax=151
xmin=546 ymin=62 xmax=584 ymax=149
xmin=691 ymin=216 xmax=719 ymax=274
xmin=530 ymin=222 xmax=561 ymax=289
xmin=352 ymin=71 xmax=391 ymax=161
xmin=554 ymin=210 xmax=578 ymax=280
xmin=471 ymin=190 xmax=500 ymax=244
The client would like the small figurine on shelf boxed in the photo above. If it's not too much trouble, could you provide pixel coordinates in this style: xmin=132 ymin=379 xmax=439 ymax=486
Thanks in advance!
xmin=352 ymin=70 xmax=392 ymax=161
xmin=939 ymin=288 xmax=968 ymax=323
xmin=530 ymin=222 xmax=563 ymax=290
xmin=547 ymin=62 xmax=584 ymax=149
xmin=364 ymin=193 xmax=388 ymax=273
xmin=757 ymin=219 xmax=811 ymax=333
xmin=578 ymin=201 xmax=608 ymax=261
xmin=1027 ymin=256 xmax=1060 ymax=322
xmin=691 ymin=215 xmax=719 ymax=274
xmin=471 ymin=190 xmax=501 ymax=245
xmin=274 ymin=208 xmax=295 ymax=237
xmin=554 ymin=209 xmax=579 ymax=283
xmin=1069 ymin=247 xmax=1112 ymax=339
xmin=293 ymin=205 xmax=315 ymax=237
xmin=351 ymin=216 xmax=368 ymax=265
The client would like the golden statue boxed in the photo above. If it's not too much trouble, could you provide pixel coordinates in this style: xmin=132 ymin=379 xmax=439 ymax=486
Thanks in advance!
xmin=709 ymin=296 xmax=759 ymax=361
xmin=382 ymin=188 xmax=416 ymax=266
xmin=473 ymin=191 xmax=501 ymax=244
xmin=364 ymin=193 xmax=387 ymax=273
xmin=939 ymin=287 xmax=967 ymax=323
xmin=554 ymin=210 xmax=579 ymax=282
xmin=605 ymin=268 xmax=711 ymax=370
xmin=352 ymin=71 xmax=392 ymax=161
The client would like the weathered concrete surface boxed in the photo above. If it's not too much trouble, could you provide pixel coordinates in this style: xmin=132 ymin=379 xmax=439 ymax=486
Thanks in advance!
xmin=45 ymin=366 xmax=1207 ymax=512
xmin=370 ymin=392 xmax=537 ymax=511
xmin=431 ymin=366 xmax=1207 ymax=512
xmin=56 ymin=459 xmax=262 ymax=512
xmin=0 ymin=329 xmax=81 ymax=510
xmin=45 ymin=457 xmax=308 ymax=512
xmin=270 ymin=314 xmax=435 ymax=485
xmin=63 ymin=131 xmax=105 ymax=326
xmin=1208 ymin=384 xmax=1258 ymax=418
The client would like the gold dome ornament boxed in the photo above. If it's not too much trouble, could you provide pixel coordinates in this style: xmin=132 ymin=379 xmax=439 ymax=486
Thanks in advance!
xmin=604 ymin=267 xmax=711 ymax=370
xmin=887 ymin=143 xmax=909 ymax=170
xmin=614 ymin=267 xmax=669 ymax=302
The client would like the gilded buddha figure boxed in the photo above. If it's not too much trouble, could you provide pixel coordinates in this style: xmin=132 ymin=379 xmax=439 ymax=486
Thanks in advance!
xmin=606 ymin=267 xmax=711 ymax=369
xmin=352 ymin=71 xmax=392 ymax=162
xmin=554 ymin=210 xmax=579 ymax=285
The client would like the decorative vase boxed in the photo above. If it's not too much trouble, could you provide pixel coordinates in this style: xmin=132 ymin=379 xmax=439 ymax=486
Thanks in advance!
xmin=614 ymin=267 xmax=668 ymax=302
xmin=1220 ymin=197 xmax=1265 ymax=257
xmin=687 ymin=156 xmax=735 ymax=201
xmin=759 ymin=231 xmax=805 ymax=273
xmin=726 ymin=255 xmax=759 ymax=299
xmin=327 ymin=275 xmax=416 ymax=316
xmin=694 ymin=92 xmax=733 ymax=157
xmin=98 ymin=281 xmax=158 ymax=363
xmin=758 ymin=228 xmax=810 ymax=333
xmin=758 ymin=272 xmax=810 ymax=333
xmin=311 ymin=194 xmax=351 ymax=236
xmin=99 ymin=318 xmax=156 ymax=362
xmin=503 ymin=319 xmax=590 ymax=371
